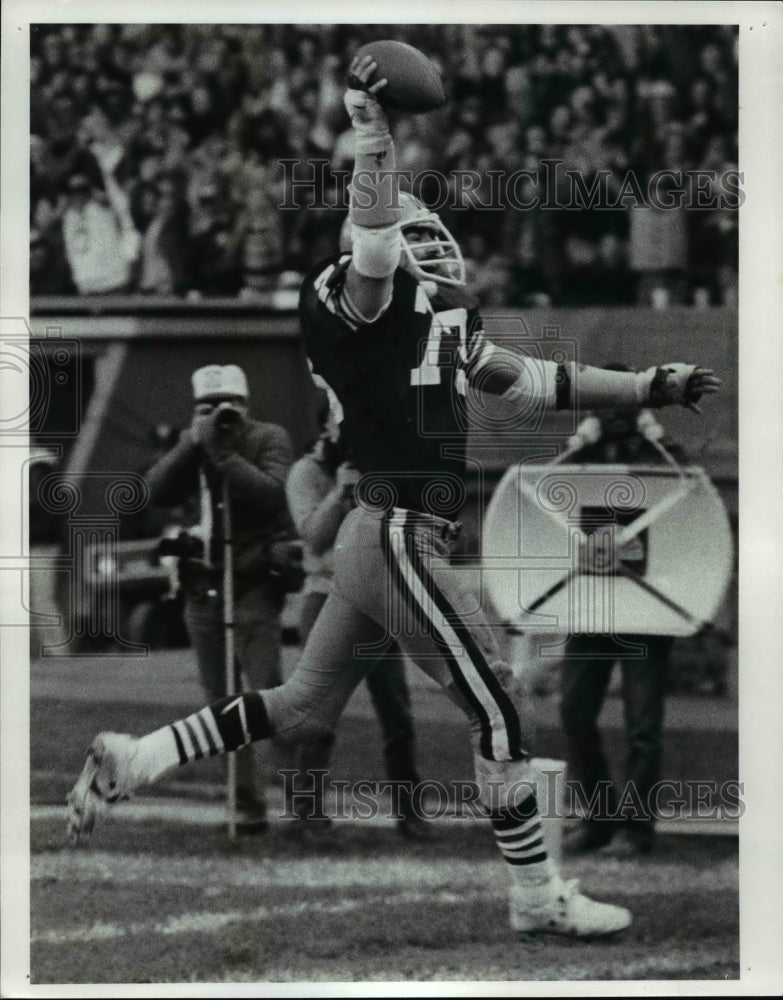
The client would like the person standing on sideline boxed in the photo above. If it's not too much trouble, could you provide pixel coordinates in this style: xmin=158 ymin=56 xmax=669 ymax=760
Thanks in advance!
xmin=560 ymin=364 xmax=688 ymax=856
xmin=145 ymin=364 xmax=295 ymax=829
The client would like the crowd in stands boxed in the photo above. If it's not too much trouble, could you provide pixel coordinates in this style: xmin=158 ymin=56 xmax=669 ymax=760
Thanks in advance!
xmin=31 ymin=24 xmax=739 ymax=307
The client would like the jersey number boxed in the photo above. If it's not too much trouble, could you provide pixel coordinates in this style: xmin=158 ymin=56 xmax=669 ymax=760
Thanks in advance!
xmin=409 ymin=293 xmax=467 ymax=390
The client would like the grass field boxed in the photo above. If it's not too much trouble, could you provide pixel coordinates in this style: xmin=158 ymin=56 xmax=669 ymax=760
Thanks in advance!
xmin=31 ymin=818 xmax=738 ymax=984
xmin=26 ymin=656 xmax=740 ymax=986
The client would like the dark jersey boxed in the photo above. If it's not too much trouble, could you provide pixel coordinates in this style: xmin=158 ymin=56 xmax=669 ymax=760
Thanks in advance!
xmin=299 ymin=253 xmax=493 ymax=518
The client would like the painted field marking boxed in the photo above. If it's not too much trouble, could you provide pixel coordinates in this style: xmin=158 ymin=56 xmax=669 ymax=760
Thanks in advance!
xmin=32 ymin=797 xmax=739 ymax=837
xmin=32 ymin=850 xmax=739 ymax=896
xmin=32 ymin=887 xmax=494 ymax=946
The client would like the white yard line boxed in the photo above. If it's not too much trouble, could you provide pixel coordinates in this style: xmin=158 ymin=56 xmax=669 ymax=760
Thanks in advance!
xmin=32 ymin=850 xmax=739 ymax=896
xmin=31 ymin=798 xmax=739 ymax=837
xmin=32 ymin=888 xmax=493 ymax=946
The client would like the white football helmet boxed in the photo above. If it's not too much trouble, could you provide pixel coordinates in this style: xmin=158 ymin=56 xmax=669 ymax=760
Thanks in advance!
xmin=398 ymin=192 xmax=466 ymax=288
xmin=339 ymin=191 xmax=466 ymax=288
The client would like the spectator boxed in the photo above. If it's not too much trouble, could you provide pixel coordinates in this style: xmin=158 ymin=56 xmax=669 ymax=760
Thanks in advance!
xmin=145 ymin=364 xmax=297 ymax=829
xmin=187 ymin=185 xmax=244 ymax=297
xmin=182 ymin=78 xmax=225 ymax=149
xmin=236 ymin=186 xmax=285 ymax=296
xmin=60 ymin=146 xmax=141 ymax=295
xmin=133 ymin=172 xmax=191 ymax=295
xmin=34 ymin=91 xmax=86 ymax=193
xmin=78 ymin=77 xmax=140 ymax=160
xmin=687 ymin=135 xmax=739 ymax=306
xmin=628 ymin=201 xmax=688 ymax=307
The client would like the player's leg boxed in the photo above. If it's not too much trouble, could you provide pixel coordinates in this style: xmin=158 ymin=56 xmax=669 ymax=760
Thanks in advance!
xmin=66 ymin=582 xmax=386 ymax=843
xmin=372 ymin=512 xmax=631 ymax=937
xmin=559 ymin=636 xmax=617 ymax=852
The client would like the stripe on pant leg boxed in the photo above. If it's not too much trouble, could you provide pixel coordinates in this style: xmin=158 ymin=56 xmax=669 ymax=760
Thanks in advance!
xmin=379 ymin=513 xmax=495 ymax=759
xmin=387 ymin=512 xmax=501 ymax=758
xmin=384 ymin=511 xmax=515 ymax=760
xmin=400 ymin=513 xmax=525 ymax=760
xmin=396 ymin=513 xmax=522 ymax=760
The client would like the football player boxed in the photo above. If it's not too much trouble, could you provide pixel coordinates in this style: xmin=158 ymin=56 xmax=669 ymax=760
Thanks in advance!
xmin=68 ymin=55 xmax=720 ymax=939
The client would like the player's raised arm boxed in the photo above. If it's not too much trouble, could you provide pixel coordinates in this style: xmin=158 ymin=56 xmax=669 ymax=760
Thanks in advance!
xmin=341 ymin=55 xmax=402 ymax=324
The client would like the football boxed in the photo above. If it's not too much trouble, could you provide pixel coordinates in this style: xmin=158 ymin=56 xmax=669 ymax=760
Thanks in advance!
xmin=350 ymin=40 xmax=446 ymax=113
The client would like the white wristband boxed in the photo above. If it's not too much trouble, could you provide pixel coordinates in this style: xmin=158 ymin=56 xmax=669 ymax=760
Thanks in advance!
xmin=351 ymin=224 xmax=402 ymax=279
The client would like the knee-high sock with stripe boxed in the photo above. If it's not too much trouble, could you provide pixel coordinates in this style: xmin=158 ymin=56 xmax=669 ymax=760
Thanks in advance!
xmin=489 ymin=792 xmax=557 ymax=892
xmin=123 ymin=692 xmax=273 ymax=789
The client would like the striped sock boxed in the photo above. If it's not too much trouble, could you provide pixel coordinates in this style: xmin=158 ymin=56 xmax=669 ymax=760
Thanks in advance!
xmin=490 ymin=793 xmax=551 ymax=880
xmin=134 ymin=692 xmax=272 ymax=786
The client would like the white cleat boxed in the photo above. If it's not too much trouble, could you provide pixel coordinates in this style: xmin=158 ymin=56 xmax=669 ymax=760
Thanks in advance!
xmin=66 ymin=732 xmax=140 ymax=845
xmin=510 ymin=877 xmax=632 ymax=939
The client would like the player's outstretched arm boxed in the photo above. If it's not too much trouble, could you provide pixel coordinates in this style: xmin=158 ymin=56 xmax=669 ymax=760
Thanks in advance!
xmin=341 ymin=55 xmax=402 ymax=324
xmin=475 ymin=350 xmax=721 ymax=415
xmin=564 ymin=362 xmax=721 ymax=412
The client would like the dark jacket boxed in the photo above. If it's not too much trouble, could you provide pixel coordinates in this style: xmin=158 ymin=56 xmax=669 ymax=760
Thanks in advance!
xmin=145 ymin=418 xmax=295 ymax=597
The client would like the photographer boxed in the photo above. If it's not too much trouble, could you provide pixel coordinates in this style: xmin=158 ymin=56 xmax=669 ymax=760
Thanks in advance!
xmin=145 ymin=364 xmax=296 ymax=829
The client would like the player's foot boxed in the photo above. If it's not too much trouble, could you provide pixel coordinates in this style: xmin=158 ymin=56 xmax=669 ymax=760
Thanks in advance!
xmin=510 ymin=877 xmax=632 ymax=938
xmin=66 ymin=732 xmax=140 ymax=845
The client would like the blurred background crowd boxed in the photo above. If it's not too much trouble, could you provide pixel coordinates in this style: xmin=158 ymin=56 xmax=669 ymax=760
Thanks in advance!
xmin=30 ymin=23 xmax=739 ymax=307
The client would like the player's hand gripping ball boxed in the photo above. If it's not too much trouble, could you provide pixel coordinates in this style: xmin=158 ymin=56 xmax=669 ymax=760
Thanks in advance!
xmin=348 ymin=40 xmax=446 ymax=113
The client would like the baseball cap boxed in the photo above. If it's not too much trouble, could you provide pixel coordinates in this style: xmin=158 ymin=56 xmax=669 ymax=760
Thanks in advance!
xmin=191 ymin=364 xmax=249 ymax=402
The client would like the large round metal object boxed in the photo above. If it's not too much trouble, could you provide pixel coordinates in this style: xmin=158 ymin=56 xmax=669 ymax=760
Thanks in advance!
xmin=482 ymin=464 xmax=733 ymax=637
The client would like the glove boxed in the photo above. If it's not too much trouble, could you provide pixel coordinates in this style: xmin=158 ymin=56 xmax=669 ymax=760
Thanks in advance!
xmin=645 ymin=364 xmax=721 ymax=412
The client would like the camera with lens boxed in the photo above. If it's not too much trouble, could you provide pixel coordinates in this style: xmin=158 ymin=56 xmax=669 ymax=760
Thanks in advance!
xmin=213 ymin=402 xmax=244 ymax=430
